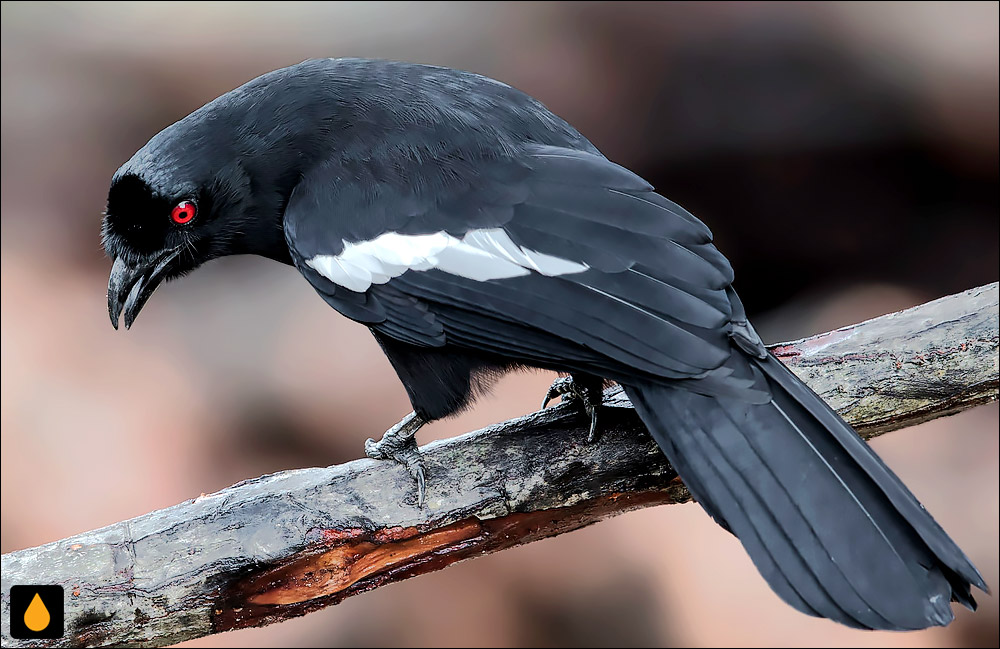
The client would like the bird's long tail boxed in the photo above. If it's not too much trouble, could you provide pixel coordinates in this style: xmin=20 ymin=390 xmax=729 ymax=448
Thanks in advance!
xmin=622 ymin=353 xmax=986 ymax=630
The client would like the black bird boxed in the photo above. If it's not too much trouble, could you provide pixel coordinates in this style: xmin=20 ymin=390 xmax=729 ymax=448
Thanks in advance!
xmin=102 ymin=58 xmax=986 ymax=630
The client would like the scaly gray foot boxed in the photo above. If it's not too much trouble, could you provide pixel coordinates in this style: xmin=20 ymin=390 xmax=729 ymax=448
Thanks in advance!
xmin=365 ymin=411 xmax=427 ymax=506
xmin=541 ymin=374 xmax=604 ymax=443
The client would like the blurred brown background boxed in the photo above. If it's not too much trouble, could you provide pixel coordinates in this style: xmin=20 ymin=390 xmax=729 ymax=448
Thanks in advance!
xmin=1 ymin=2 xmax=997 ymax=647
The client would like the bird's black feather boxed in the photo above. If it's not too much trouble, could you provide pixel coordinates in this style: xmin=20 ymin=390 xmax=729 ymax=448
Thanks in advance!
xmin=103 ymin=58 xmax=986 ymax=631
xmin=625 ymin=354 xmax=981 ymax=629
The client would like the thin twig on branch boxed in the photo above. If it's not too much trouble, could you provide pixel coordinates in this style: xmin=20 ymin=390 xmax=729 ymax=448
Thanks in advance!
xmin=2 ymin=283 xmax=997 ymax=648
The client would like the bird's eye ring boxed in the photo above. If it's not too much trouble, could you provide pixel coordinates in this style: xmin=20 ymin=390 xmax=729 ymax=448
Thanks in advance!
xmin=171 ymin=200 xmax=197 ymax=225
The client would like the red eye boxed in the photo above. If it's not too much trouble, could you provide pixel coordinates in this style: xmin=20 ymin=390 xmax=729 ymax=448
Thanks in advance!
xmin=171 ymin=200 xmax=197 ymax=225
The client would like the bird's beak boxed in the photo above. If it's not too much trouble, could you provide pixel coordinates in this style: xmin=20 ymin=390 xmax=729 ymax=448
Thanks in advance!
xmin=107 ymin=248 xmax=182 ymax=330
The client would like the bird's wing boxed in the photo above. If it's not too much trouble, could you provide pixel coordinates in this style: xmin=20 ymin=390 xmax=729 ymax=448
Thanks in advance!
xmin=284 ymin=144 xmax=737 ymax=380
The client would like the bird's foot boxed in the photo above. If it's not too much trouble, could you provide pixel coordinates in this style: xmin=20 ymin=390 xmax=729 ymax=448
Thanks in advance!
xmin=365 ymin=411 xmax=427 ymax=506
xmin=541 ymin=374 xmax=604 ymax=443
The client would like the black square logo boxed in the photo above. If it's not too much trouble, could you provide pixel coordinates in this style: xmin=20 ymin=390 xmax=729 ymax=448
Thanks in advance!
xmin=9 ymin=585 xmax=64 ymax=639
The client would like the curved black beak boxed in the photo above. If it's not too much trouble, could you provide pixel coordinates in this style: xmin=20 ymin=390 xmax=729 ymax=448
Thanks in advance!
xmin=107 ymin=248 xmax=182 ymax=330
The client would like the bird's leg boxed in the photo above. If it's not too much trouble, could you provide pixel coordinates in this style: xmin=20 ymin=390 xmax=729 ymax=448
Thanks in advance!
xmin=365 ymin=411 xmax=427 ymax=506
xmin=541 ymin=373 xmax=604 ymax=443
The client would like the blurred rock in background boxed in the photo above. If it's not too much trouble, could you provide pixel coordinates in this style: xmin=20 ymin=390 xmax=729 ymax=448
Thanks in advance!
xmin=2 ymin=2 xmax=996 ymax=647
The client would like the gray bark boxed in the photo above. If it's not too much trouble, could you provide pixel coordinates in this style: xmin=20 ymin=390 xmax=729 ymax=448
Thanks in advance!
xmin=2 ymin=282 xmax=997 ymax=648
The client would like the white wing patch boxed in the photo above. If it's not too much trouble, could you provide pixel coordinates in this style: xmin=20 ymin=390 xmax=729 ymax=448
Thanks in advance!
xmin=306 ymin=228 xmax=588 ymax=293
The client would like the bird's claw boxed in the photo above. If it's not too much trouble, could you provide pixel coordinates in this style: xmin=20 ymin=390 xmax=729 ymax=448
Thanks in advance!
xmin=540 ymin=374 xmax=603 ymax=443
xmin=541 ymin=376 xmax=579 ymax=409
xmin=365 ymin=411 xmax=427 ymax=507
xmin=584 ymin=400 xmax=598 ymax=444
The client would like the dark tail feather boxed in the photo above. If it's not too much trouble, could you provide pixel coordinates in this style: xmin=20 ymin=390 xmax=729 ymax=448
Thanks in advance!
xmin=623 ymin=352 xmax=986 ymax=630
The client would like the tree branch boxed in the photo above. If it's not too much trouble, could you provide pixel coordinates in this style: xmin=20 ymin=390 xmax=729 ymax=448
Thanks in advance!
xmin=2 ymin=283 xmax=997 ymax=648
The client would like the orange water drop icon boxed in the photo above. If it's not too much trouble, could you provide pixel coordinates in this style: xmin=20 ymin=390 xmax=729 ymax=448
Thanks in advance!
xmin=24 ymin=592 xmax=51 ymax=632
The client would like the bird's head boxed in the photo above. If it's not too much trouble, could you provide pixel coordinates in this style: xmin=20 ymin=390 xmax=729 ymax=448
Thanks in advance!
xmin=102 ymin=99 xmax=298 ymax=330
